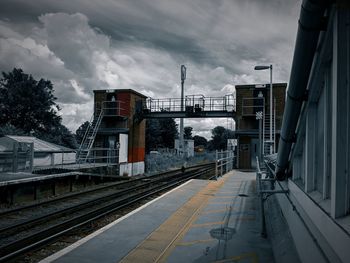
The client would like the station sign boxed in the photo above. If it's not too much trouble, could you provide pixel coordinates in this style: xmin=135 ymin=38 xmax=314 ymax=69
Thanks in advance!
xmin=255 ymin=84 xmax=266 ymax=88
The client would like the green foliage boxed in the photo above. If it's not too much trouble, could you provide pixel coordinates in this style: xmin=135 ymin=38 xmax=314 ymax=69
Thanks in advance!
xmin=75 ymin=121 xmax=91 ymax=145
xmin=0 ymin=68 xmax=77 ymax=149
xmin=208 ymin=126 xmax=234 ymax=150
xmin=193 ymin=135 xmax=208 ymax=147
xmin=146 ymin=118 xmax=178 ymax=152
xmin=0 ymin=124 xmax=26 ymax=136
xmin=0 ymin=68 xmax=61 ymax=133
xmin=184 ymin=126 xmax=193 ymax=139
xmin=35 ymin=125 xmax=78 ymax=150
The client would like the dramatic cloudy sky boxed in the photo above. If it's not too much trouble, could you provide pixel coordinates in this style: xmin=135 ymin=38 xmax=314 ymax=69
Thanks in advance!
xmin=0 ymin=0 xmax=301 ymax=139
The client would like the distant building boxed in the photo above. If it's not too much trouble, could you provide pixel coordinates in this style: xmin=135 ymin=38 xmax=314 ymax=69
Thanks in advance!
xmin=78 ymin=89 xmax=146 ymax=176
xmin=235 ymin=83 xmax=287 ymax=169
xmin=0 ymin=135 xmax=75 ymax=172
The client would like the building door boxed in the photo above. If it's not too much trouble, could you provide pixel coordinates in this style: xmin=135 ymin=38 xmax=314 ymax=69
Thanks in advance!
xmin=239 ymin=144 xmax=250 ymax=169
xmin=250 ymin=139 xmax=259 ymax=169
xmin=108 ymin=136 xmax=117 ymax=163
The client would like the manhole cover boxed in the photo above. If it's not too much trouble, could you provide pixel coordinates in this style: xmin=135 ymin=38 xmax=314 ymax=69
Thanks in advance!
xmin=210 ymin=227 xmax=236 ymax=240
xmin=238 ymin=194 xmax=249 ymax=197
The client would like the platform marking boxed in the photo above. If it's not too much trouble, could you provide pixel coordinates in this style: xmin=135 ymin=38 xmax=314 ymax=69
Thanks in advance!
xmin=211 ymin=196 xmax=239 ymax=200
xmin=119 ymin=176 xmax=229 ymax=263
xmin=212 ymin=252 xmax=259 ymax=263
xmin=176 ymin=238 xmax=215 ymax=246
xmin=39 ymin=179 xmax=196 ymax=263
xmin=201 ymin=208 xmax=233 ymax=215
xmin=191 ymin=216 xmax=256 ymax=228
xmin=208 ymin=201 xmax=235 ymax=205
xmin=191 ymin=221 xmax=225 ymax=228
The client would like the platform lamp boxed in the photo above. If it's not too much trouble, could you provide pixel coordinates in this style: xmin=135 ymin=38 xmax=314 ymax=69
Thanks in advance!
xmin=180 ymin=65 xmax=186 ymax=157
xmin=256 ymin=111 xmax=263 ymax=164
xmin=254 ymin=64 xmax=273 ymax=154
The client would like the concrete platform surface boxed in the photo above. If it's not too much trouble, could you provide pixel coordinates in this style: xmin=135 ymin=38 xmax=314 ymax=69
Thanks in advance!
xmin=41 ymin=170 xmax=274 ymax=263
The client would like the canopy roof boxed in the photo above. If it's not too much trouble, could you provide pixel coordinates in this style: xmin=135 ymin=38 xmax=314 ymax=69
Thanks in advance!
xmin=1 ymin=136 xmax=75 ymax=153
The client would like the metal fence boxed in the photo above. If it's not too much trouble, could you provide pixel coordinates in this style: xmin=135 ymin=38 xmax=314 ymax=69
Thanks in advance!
xmin=144 ymin=94 xmax=236 ymax=113
xmin=145 ymin=150 xmax=215 ymax=175
xmin=215 ymin=150 xmax=235 ymax=178
xmin=0 ymin=142 xmax=34 ymax=173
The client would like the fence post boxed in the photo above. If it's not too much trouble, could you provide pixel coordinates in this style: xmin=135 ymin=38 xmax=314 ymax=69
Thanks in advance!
xmin=215 ymin=150 xmax=218 ymax=179
xmin=12 ymin=142 xmax=18 ymax=173
xmin=220 ymin=150 xmax=223 ymax=176
xmin=29 ymin=142 xmax=34 ymax=173
xmin=258 ymin=171 xmax=267 ymax=238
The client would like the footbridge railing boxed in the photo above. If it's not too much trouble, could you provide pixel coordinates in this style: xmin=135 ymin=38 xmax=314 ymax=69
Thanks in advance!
xmin=138 ymin=94 xmax=236 ymax=119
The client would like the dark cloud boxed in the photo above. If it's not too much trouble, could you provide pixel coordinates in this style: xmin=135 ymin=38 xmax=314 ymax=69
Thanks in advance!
xmin=0 ymin=0 xmax=301 ymax=137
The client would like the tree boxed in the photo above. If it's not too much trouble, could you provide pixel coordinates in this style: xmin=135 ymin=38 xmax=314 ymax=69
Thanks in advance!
xmin=76 ymin=121 xmax=91 ymax=145
xmin=184 ymin=126 xmax=193 ymax=139
xmin=0 ymin=68 xmax=77 ymax=149
xmin=193 ymin=135 xmax=208 ymax=147
xmin=211 ymin=126 xmax=226 ymax=150
xmin=145 ymin=117 xmax=178 ymax=152
xmin=146 ymin=119 xmax=162 ymax=152
xmin=208 ymin=126 xmax=234 ymax=150
xmin=0 ymin=124 xmax=26 ymax=137
xmin=36 ymin=124 xmax=78 ymax=149
xmin=159 ymin=118 xmax=178 ymax=148
xmin=0 ymin=68 xmax=61 ymax=133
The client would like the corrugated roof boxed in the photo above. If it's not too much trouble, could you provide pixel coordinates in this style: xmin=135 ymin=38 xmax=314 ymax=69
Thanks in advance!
xmin=5 ymin=136 xmax=75 ymax=153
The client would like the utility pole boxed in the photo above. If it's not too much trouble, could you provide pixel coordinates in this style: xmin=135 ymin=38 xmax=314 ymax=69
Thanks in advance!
xmin=180 ymin=65 xmax=186 ymax=156
xmin=269 ymin=65 xmax=273 ymax=154
xmin=256 ymin=111 xmax=263 ymax=163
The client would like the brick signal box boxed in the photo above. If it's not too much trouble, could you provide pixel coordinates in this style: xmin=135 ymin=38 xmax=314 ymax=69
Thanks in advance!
xmin=93 ymin=89 xmax=147 ymax=176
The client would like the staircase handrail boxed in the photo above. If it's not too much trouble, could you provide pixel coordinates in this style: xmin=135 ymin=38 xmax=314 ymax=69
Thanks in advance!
xmin=78 ymin=111 xmax=95 ymax=155
xmin=81 ymin=108 xmax=104 ymax=163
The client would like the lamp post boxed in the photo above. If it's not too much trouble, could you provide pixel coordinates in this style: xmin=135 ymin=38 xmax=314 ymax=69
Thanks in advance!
xmin=256 ymin=111 xmax=263 ymax=164
xmin=254 ymin=64 xmax=273 ymax=154
xmin=180 ymin=65 xmax=186 ymax=156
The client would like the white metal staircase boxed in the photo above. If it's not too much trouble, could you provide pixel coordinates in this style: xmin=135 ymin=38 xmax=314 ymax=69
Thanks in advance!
xmin=263 ymin=100 xmax=276 ymax=156
xmin=77 ymin=109 xmax=104 ymax=163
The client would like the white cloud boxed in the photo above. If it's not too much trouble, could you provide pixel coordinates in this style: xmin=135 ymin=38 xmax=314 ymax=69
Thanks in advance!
xmin=0 ymin=0 xmax=300 ymax=135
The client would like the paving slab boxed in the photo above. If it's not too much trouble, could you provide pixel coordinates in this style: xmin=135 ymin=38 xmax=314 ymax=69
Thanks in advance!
xmin=41 ymin=170 xmax=275 ymax=263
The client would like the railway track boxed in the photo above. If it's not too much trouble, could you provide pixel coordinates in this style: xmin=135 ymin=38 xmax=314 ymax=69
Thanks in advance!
xmin=0 ymin=163 xmax=215 ymax=262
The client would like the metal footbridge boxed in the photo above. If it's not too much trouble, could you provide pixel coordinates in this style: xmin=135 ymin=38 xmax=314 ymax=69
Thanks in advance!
xmin=139 ymin=94 xmax=236 ymax=119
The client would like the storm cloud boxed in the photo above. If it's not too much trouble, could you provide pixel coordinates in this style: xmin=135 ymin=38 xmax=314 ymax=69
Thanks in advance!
xmin=0 ymin=0 xmax=300 ymax=138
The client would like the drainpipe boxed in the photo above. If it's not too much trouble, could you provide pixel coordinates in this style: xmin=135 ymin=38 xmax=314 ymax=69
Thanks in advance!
xmin=275 ymin=0 xmax=329 ymax=180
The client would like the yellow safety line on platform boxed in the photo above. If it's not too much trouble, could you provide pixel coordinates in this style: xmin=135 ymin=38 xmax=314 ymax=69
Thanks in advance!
xmin=119 ymin=176 xmax=229 ymax=263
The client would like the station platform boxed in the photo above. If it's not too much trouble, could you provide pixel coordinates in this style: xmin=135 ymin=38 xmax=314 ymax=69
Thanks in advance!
xmin=41 ymin=170 xmax=274 ymax=263
xmin=33 ymin=162 xmax=118 ymax=172
xmin=0 ymin=163 xmax=119 ymax=187
xmin=0 ymin=171 xmax=104 ymax=187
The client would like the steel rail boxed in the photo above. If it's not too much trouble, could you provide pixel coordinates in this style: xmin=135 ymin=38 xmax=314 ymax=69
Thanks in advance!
xmin=0 ymin=165 xmax=215 ymax=262
xmin=0 ymin=163 xmax=214 ymax=235
xmin=0 ymin=162 xmax=214 ymax=217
